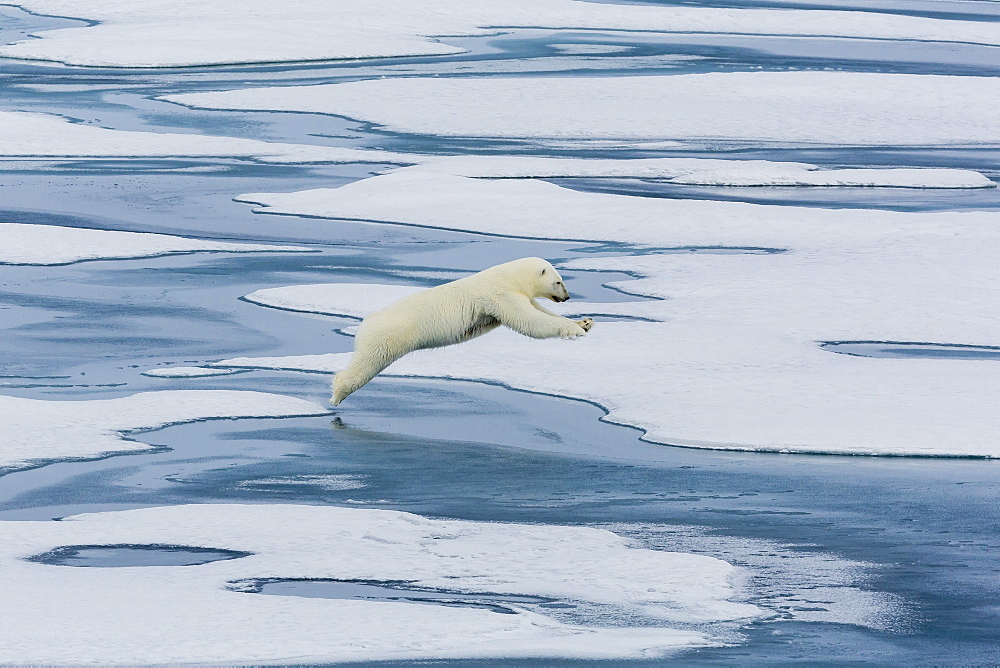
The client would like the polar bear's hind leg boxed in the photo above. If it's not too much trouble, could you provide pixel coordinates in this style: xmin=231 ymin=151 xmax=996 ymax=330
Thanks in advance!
xmin=331 ymin=340 xmax=404 ymax=406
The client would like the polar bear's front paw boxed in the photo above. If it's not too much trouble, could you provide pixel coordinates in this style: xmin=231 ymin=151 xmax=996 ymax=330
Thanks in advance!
xmin=576 ymin=318 xmax=594 ymax=332
xmin=560 ymin=322 xmax=588 ymax=339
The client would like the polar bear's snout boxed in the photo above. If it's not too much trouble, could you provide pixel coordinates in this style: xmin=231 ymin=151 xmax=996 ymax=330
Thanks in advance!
xmin=550 ymin=284 xmax=571 ymax=302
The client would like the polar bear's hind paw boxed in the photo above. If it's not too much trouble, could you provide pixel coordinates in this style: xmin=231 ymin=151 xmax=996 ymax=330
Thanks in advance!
xmin=576 ymin=318 xmax=594 ymax=332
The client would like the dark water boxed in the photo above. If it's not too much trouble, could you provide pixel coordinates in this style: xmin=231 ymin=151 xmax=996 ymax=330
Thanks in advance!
xmin=1 ymin=3 xmax=999 ymax=665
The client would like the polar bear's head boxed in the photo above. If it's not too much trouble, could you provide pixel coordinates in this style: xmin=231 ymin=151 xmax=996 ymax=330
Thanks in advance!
xmin=496 ymin=257 xmax=570 ymax=302
xmin=536 ymin=262 xmax=571 ymax=302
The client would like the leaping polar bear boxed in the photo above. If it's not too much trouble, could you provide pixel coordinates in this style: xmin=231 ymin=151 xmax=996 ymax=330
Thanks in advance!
xmin=331 ymin=257 xmax=593 ymax=405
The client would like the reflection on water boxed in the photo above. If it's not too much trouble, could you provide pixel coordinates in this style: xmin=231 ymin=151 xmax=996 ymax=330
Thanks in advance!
xmin=29 ymin=544 xmax=252 ymax=567
xmin=2 ymin=0 xmax=1000 ymax=663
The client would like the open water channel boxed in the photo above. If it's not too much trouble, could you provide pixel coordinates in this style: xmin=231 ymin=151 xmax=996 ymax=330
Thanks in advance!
xmin=1 ymin=2 xmax=998 ymax=664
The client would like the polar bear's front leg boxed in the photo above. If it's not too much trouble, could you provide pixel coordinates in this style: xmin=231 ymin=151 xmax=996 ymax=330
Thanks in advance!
xmin=532 ymin=301 xmax=593 ymax=335
xmin=493 ymin=295 xmax=590 ymax=340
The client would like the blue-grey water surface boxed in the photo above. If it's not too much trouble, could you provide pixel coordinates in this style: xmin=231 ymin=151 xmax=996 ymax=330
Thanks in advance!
xmin=1 ymin=3 xmax=999 ymax=665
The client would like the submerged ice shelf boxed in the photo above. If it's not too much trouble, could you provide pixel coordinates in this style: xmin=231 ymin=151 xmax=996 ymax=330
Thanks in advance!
xmin=404 ymin=156 xmax=994 ymax=188
xmin=246 ymin=578 xmax=552 ymax=615
xmin=0 ymin=111 xmax=411 ymax=164
xmin=822 ymin=341 xmax=1000 ymax=360
xmin=142 ymin=366 xmax=246 ymax=378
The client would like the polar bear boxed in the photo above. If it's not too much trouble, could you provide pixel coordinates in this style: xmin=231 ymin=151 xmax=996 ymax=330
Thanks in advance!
xmin=331 ymin=257 xmax=593 ymax=405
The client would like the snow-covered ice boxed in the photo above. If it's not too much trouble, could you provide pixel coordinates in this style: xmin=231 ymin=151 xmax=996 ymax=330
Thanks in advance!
xmin=172 ymin=73 xmax=1000 ymax=145
xmin=4 ymin=0 xmax=1000 ymax=67
xmin=0 ymin=504 xmax=761 ymax=664
xmin=235 ymin=170 xmax=1000 ymax=252
xmin=0 ymin=391 xmax=327 ymax=472
xmin=0 ymin=223 xmax=312 ymax=265
xmin=226 ymin=173 xmax=1000 ymax=457
xmin=0 ymin=111 xmax=410 ymax=164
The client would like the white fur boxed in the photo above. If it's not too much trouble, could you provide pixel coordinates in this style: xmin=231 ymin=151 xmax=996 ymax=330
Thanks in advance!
xmin=331 ymin=257 xmax=592 ymax=405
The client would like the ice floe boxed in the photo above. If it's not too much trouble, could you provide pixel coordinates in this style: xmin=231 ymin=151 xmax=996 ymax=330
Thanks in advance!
xmin=235 ymin=170 xmax=1000 ymax=249
xmin=0 ymin=223 xmax=312 ymax=265
xmin=172 ymin=72 xmax=1000 ymax=146
xmin=0 ymin=504 xmax=761 ymax=663
xmin=5 ymin=0 xmax=1000 ymax=67
xmin=227 ymin=173 xmax=1000 ymax=457
xmin=0 ymin=390 xmax=327 ymax=473
xmin=0 ymin=111 xmax=410 ymax=164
